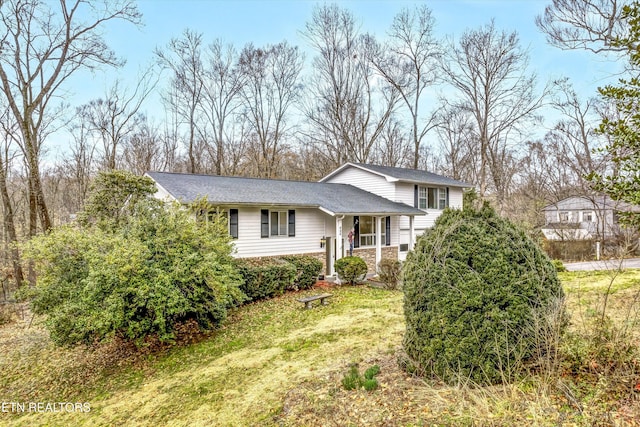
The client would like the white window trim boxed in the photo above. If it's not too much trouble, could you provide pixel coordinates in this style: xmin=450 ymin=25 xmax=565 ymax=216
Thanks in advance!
xmin=270 ymin=210 xmax=289 ymax=237
xmin=358 ymin=216 xmax=386 ymax=248
xmin=418 ymin=186 xmax=447 ymax=210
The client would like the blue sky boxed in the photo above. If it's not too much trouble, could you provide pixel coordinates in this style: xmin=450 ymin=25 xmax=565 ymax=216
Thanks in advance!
xmin=57 ymin=0 xmax=623 ymax=155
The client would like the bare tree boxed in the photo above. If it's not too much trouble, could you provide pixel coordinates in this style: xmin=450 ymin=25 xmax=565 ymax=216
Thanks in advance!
xmin=63 ymin=116 xmax=98 ymax=212
xmin=0 ymin=106 xmax=24 ymax=288
xmin=0 ymin=0 xmax=141 ymax=237
xmin=375 ymin=119 xmax=412 ymax=168
xmin=302 ymin=4 xmax=399 ymax=168
xmin=121 ymin=120 xmax=166 ymax=175
xmin=434 ymin=105 xmax=479 ymax=183
xmin=369 ymin=5 xmax=441 ymax=169
xmin=200 ymin=40 xmax=245 ymax=175
xmin=77 ymin=71 xmax=156 ymax=170
xmin=441 ymin=21 xmax=548 ymax=210
xmin=545 ymin=79 xmax=608 ymax=187
xmin=238 ymin=41 xmax=303 ymax=179
xmin=156 ymin=29 xmax=206 ymax=174
xmin=536 ymin=0 xmax=627 ymax=54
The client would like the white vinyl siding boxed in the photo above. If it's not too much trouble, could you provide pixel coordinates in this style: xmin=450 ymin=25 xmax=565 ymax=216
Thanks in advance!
xmin=396 ymin=183 xmax=465 ymax=231
xmin=232 ymin=208 xmax=329 ymax=258
xmin=322 ymin=166 xmax=396 ymax=200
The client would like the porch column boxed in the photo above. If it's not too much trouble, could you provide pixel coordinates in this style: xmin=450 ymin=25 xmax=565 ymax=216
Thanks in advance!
xmin=375 ymin=216 xmax=382 ymax=272
xmin=335 ymin=216 xmax=343 ymax=275
xmin=409 ymin=215 xmax=415 ymax=250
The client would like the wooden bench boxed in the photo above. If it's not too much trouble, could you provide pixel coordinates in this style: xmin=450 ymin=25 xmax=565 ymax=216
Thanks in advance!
xmin=297 ymin=293 xmax=333 ymax=309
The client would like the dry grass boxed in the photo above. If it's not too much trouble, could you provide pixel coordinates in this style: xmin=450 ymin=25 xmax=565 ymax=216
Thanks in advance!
xmin=1 ymin=286 xmax=403 ymax=426
xmin=1 ymin=271 xmax=640 ymax=426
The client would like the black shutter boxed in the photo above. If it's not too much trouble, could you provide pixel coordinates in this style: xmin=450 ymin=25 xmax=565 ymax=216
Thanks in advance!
xmin=385 ymin=216 xmax=391 ymax=246
xmin=229 ymin=209 xmax=239 ymax=239
xmin=414 ymin=185 xmax=418 ymax=208
xmin=288 ymin=210 xmax=295 ymax=237
xmin=446 ymin=187 xmax=450 ymax=208
xmin=353 ymin=216 xmax=360 ymax=249
xmin=261 ymin=209 xmax=269 ymax=238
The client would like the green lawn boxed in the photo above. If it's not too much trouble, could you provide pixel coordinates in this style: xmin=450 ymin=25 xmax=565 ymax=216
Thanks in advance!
xmin=1 ymin=271 xmax=640 ymax=426
xmin=1 ymin=287 xmax=404 ymax=426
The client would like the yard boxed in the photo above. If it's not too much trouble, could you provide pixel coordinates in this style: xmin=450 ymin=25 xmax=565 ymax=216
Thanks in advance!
xmin=1 ymin=271 xmax=640 ymax=426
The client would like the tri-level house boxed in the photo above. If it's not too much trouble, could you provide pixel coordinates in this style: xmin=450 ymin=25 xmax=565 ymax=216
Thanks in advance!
xmin=147 ymin=162 xmax=471 ymax=275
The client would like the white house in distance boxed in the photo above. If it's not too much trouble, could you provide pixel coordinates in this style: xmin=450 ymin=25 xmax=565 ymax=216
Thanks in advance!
xmin=147 ymin=162 xmax=471 ymax=275
xmin=541 ymin=195 xmax=640 ymax=241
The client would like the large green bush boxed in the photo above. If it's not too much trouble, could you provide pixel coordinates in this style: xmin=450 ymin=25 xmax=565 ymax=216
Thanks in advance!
xmin=402 ymin=203 xmax=566 ymax=385
xmin=281 ymin=255 xmax=323 ymax=290
xmin=234 ymin=258 xmax=297 ymax=301
xmin=22 ymin=196 xmax=244 ymax=346
xmin=335 ymin=256 xmax=367 ymax=285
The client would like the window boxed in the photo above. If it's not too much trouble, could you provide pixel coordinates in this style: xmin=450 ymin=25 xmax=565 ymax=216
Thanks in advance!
xmin=271 ymin=211 xmax=288 ymax=236
xmin=559 ymin=211 xmax=570 ymax=222
xmin=196 ymin=208 xmax=238 ymax=239
xmin=261 ymin=209 xmax=295 ymax=238
xmin=582 ymin=211 xmax=594 ymax=222
xmin=358 ymin=216 xmax=386 ymax=247
xmin=195 ymin=209 xmax=217 ymax=223
xmin=417 ymin=186 xmax=448 ymax=210
xmin=418 ymin=187 xmax=427 ymax=209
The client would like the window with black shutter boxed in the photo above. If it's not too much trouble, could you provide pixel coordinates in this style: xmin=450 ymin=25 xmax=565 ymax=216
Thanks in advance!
xmin=385 ymin=216 xmax=391 ymax=246
xmin=261 ymin=209 xmax=296 ymax=238
xmin=260 ymin=209 xmax=269 ymax=238
xmin=288 ymin=210 xmax=295 ymax=237
xmin=229 ymin=209 xmax=238 ymax=239
xmin=353 ymin=216 xmax=360 ymax=248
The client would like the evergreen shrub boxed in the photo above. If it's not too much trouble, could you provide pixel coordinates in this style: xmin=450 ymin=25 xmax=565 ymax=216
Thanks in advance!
xmin=234 ymin=258 xmax=296 ymax=301
xmin=335 ymin=256 xmax=367 ymax=285
xmin=402 ymin=203 xmax=566 ymax=385
xmin=22 ymin=199 xmax=244 ymax=346
xmin=281 ymin=255 xmax=323 ymax=289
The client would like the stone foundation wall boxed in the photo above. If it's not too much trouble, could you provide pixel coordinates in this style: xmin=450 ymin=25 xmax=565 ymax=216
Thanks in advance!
xmin=353 ymin=246 xmax=399 ymax=273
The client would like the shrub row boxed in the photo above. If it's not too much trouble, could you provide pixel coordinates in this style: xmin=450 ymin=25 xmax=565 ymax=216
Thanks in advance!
xmin=234 ymin=255 xmax=323 ymax=302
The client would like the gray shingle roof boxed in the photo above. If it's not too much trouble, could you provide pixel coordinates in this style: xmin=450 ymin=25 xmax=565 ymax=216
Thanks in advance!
xmin=147 ymin=172 xmax=424 ymax=216
xmin=344 ymin=163 xmax=472 ymax=187
xmin=542 ymin=195 xmax=640 ymax=212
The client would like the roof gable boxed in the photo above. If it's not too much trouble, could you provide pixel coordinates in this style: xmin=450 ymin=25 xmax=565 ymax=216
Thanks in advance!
xmin=320 ymin=162 xmax=472 ymax=188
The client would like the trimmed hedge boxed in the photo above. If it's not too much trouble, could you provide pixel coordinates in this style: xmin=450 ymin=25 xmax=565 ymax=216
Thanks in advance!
xmin=281 ymin=255 xmax=323 ymax=290
xmin=234 ymin=258 xmax=296 ymax=301
xmin=335 ymin=256 xmax=367 ymax=285
xmin=402 ymin=203 xmax=566 ymax=385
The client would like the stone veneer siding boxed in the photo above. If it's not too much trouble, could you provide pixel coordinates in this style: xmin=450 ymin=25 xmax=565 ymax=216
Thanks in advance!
xmin=241 ymin=246 xmax=399 ymax=276
xmin=353 ymin=246 xmax=399 ymax=274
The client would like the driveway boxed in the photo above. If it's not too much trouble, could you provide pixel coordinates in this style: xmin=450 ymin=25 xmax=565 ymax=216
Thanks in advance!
xmin=563 ymin=257 xmax=640 ymax=271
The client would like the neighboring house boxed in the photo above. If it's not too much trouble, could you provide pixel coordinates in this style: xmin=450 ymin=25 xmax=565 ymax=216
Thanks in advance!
xmin=146 ymin=163 xmax=471 ymax=275
xmin=541 ymin=195 xmax=640 ymax=241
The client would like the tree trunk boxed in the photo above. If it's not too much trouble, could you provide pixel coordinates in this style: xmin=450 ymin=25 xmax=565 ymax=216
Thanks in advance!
xmin=0 ymin=162 xmax=24 ymax=288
